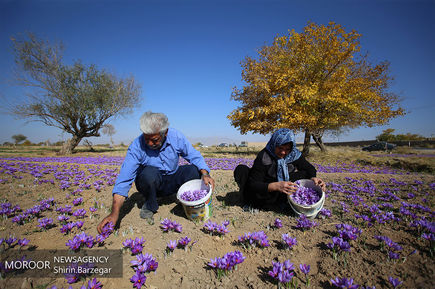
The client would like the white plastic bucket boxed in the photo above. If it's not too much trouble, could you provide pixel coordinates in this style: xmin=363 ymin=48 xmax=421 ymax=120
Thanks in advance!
xmin=287 ymin=179 xmax=325 ymax=219
xmin=176 ymin=179 xmax=212 ymax=222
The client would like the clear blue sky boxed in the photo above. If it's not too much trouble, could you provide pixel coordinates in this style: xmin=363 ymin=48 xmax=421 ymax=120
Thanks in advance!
xmin=1 ymin=0 xmax=434 ymax=146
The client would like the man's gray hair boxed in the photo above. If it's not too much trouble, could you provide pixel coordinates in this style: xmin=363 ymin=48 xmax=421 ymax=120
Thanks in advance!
xmin=139 ymin=111 xmax=169 ymax=135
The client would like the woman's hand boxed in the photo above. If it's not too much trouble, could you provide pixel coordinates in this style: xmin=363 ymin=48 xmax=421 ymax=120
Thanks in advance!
xmin=269 ymin=181 xmax=298 ymax=195
xmin=311 ymin=177 xmax=326 ymax=191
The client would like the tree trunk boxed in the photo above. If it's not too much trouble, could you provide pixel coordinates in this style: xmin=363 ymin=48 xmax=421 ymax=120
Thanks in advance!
xmin=59 ymin=135 xmax=82 ymax=155
xmin=302 ymin=129 xmax=311 ymax=157
xmin=312 ymin=132 xmax=327 ymax=152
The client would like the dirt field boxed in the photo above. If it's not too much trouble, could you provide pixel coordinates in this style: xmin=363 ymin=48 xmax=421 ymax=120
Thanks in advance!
xmin=0 ymin=154 xmax=434 ymax=289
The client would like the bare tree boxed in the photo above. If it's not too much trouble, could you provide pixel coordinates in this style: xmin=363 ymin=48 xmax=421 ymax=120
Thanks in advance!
xmin=9 ymin=33 xmax=141 ymax=154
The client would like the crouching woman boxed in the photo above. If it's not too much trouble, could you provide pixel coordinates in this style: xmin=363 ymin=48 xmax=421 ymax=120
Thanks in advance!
xmin=234 ymin=128 xmax=326 ymax=209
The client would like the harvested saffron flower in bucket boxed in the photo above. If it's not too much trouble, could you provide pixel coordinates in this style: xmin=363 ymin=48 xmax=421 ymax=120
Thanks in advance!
xmin=179 ymin=189 xmax=208 ymax=202
xmin=291 ymin=186 xmax=321 ymax=206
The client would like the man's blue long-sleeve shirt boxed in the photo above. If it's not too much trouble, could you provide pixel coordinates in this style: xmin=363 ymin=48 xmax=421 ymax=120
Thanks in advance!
xmin=112 ymin=128 xmax=210 ymax=197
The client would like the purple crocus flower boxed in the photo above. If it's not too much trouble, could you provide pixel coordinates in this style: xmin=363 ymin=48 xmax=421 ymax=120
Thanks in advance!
xmin=100 ymin=222 xmax=114 ymax=237
xmin=178 ymin=236 xmax=191 ymax=249
xmin=37 ymin=218 xmax=54 ymax=230
xmin=319 ymin=208 xmax=332 ymax=218
xmin=278 ymin=270 xmax=294 ymax=283
xmin=130 ymin=253 xmax=158 ymax=273
xmin=296 ymin=215 xmax=317 ymax=231
xmin=72 ymin=209 xmax=86 ymax=218
xmin=268 ymin=260 xmax=295 ymax=286
xmin=208 ymin=250 xmax=245 ymax=275
xmin=130 ymin=271 xmax=147 ymax=289
xmin=57 ymin=214 xmax=70 ymax=223
xmin=388 ymin=251 xmax=400 ymax=260
xmin=179 ymin=189 xmax=208 ymax=202
xmin=274 ymin=218 xmax=283 ymax=229
xmin=65 ymin=238 xmax=81 ymax=251
xmin=388 ymin=277 xmax=402 ymax=288
xmin=131 ymin=243 xmax=143 ymax=255
xmin=123 ymin=238 xmax=133 ymax=248
xmin=5 ymin=236 xmax=17 ymax=247
xmin=86 ymin=278 xmax=103 ymax=289
xmin=72 ymin=197 xmax=83 ymax=206
xmin=160 ymin=218 xmax=182 ymax=233
xmin=282 ymin=234 xmax=297 ymax=249
xmin=238 ymin=231 xmax=270 ymax=248
xmin=95 ymin=234 xmax=107 ymax=245
xmin=60 ymin=222 xmax=75 ymax=234
xmin=330 ymin=277 xmax=360 ymax=288
xmin=17 ymin=238 xmax=30 ymax=247
xmin=167 ymin=240 xmax=177 ymax=251
xmin=75 ymin=220 xmax=84 ymax=229
xmin=299 ymin=264 xmax=310 ymax=275
xmin=203 ymin=220 xmax=229 ymax=236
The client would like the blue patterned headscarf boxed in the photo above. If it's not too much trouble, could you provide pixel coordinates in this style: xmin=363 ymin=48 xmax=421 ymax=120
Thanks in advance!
xmin=265 ymin=128 xmax=302 ymax=181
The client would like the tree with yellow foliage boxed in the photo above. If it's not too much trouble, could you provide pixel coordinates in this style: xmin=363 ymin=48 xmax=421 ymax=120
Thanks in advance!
xmin=228 ymin=22 xmax=404 ymax=155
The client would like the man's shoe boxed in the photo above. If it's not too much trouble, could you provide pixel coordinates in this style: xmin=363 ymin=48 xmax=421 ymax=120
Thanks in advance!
xmin=140 ymin=207 xmax=154 ymax=222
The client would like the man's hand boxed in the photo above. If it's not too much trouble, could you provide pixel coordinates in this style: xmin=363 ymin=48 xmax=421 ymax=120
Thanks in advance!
xmin=201 ymin=174 xmax=215 ymax=191
xmin=97 ymin=194 xmax=125 ymax=234
xmin=200 ymin=170 xmax=215 ymax=191
xmin=97 ymin=213 xmax=119 ymax=234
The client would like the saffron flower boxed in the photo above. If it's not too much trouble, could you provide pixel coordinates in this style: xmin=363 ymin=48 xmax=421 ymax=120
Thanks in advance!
xmin=72 ymin=209 xmax=87 ymax=218
xmin=37 ymin=218 xmax=54 ymax=230
xmin=203 ymin=220 xmax=229 ymax=236
xmin=177 ymin=236 xmax=191 ymax=249
xmin=327 ymin=237 xmax=351 ymax=260
xmin=130 ymin=253 xmax=158 ymax=272
xmin=65 ymin=232 xmax=94 ymax=251
xmin=85 ymin=278 xmax=103 ymax=289
xmin=282 ymin=234 xmax=297 ymax=249
xmin=179 ymin=189 xmax=208 ymax=202
xmin=72 ymin=197 xmax=83 ymax=206
xmin=291 ymin=185 xmax=321 ymax=206
xmin=273 ymin=218 xmax=283 ymax=229
xmin=166 ymin=240 xmax=177 ymax=253
xmin=319 ymin=208 xmax=332 ymax=218
xmin=5 ymin=236 xmax=17 ymax=247
xmin=238 ymin=231 xmax=270 ymax=248
xmin=296 ymin=215 xmax=317 ymax=231
xmin=299 ymin=264 xmax=311 ymax=287
xmin=388 ymin=276 xmax=403 ymax=288
xmin=60 ymin=222 xmax=76 ymax=235
xmin=208 ymin=251 xmax=245 ymax=279
xmin=56 ymin=205 xmax=73 ymax=214
xmin=160 ymin=218 xmax=182 ymax=233
xmin=268 ymin=260 xmax=295 ymax=287
xmin=330 ymin=277 xmax=360 ymax=288
xmin=100 ymin=221 xmax=114 ymax=237
xmin=123 ymin=237 xmax=146 ymax=255
xmin=57 ymin=214 xmax=70 ymax=223
xmin=336 ymin=224 xmax=362 ymax=241
xmin=17 ymin=238 xmax=30 ymax=248
xmin=130 ymin=271 xmax=147 ymax=289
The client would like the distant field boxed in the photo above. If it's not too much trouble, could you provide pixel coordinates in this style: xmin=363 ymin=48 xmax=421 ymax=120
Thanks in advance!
xmin=1 ymin=144 xmax=434 ymax=173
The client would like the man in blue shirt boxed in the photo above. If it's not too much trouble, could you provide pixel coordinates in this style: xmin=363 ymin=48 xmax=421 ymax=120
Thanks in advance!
xmin=97 ymin=111 xmax=214 ymax=232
